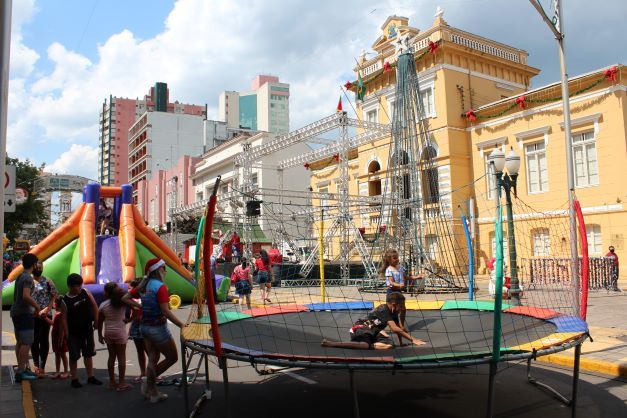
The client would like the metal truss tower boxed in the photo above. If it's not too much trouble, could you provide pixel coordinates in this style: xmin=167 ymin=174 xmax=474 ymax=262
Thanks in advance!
xmin=380 ymin=49 xmax=434 ymax=278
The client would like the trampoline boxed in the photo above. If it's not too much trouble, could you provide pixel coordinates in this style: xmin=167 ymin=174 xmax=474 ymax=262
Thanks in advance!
xmin=182 ymin=301 xmax=588 ymax=369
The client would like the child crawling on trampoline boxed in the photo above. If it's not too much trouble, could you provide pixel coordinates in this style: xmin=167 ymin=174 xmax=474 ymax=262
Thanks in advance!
xmin=321 ymin=292 xmax=426 ymax=350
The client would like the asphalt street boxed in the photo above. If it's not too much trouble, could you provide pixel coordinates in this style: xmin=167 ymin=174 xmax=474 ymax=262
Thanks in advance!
xmin=3 ymin=306 xmax=625 ymax=418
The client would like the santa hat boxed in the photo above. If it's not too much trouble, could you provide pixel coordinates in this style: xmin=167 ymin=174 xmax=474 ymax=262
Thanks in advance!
xmin=145 ymin=258 xmax=166 ymax=276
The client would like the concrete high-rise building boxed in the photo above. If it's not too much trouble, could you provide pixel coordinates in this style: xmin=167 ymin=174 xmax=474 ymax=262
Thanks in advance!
xmin=218 ymin=75 xmax=289 ymax=134
xmin=98 ymin=82 xmax=206 ymax=186
xmin=128 ymin=111 xmax=205 ymax=201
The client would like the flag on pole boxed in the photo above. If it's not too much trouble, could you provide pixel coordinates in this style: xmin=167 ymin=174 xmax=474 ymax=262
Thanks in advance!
xmin=356 ymin=71 xmax=366 ymax=101
xmin=336 ymin=96 xmax=343 ymax=112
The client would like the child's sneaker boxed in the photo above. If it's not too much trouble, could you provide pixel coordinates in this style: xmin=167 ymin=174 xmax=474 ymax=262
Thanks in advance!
xmin=87 ymin=376 xmax=103 ymax=385
xmin=15 ymin=370 xmax=37 ymax=382
xmin=22 ymin=369 xmax=38 ymax=380
xmin=71 ymin=379 xmax=82 ymax=388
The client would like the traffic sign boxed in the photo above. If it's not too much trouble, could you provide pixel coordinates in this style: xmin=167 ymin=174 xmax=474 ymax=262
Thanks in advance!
xmin=4 ymin=165 xmax=16 ymax=212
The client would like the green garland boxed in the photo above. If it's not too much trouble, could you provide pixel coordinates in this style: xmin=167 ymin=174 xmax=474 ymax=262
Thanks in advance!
xmin=346 ymin=42 xmax=437 ymax=90
xmin=472 ymin=76 xmax=608 ymax=121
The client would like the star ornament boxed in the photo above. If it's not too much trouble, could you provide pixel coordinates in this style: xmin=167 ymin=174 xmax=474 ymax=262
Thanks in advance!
xmin=394 ymin=32 xmax=411 ymax=57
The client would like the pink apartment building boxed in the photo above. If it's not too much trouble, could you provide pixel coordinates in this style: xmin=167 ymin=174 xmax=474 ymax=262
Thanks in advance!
xmin=135 ymin=155 xmax=201 ymax=229
xmin=98 ymin=82 xmax=205 ymax=186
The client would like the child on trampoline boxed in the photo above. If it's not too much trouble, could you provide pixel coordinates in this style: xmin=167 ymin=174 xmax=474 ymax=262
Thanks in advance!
xmin=321 ymin=292 xmax=426 ymax=350
xmin=381 ymin=249 xmax=422 ymax=338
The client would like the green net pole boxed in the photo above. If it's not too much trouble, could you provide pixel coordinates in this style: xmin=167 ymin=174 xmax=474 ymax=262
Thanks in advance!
xmin=491 ymin=188 xmax=504 ymax=362
xmin=194 ymin=216 xmax=205 ymax=280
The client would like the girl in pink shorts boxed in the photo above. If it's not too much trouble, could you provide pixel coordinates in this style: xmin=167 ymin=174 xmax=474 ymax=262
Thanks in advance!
xmin=97 ymin=283 xmax=131 ymax=391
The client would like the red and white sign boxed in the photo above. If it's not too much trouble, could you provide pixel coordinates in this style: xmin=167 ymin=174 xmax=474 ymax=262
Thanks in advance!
xmin=4 ymin=165 xmax=16 ymax=212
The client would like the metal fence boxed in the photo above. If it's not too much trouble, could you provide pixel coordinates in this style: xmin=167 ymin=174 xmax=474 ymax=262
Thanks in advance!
xmin=522 ymin=256 xmax=614 ymax=290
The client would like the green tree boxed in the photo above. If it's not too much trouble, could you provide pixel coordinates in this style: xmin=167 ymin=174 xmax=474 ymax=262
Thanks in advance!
xmin=4 ymin=156 xmax=50 ymax=242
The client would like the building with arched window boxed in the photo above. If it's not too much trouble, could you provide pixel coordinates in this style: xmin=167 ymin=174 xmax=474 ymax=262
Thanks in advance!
xmin=307 ymin=11 xmax=626 ymax=286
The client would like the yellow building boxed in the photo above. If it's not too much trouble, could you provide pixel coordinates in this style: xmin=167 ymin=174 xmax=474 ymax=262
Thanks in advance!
xmin=470 ymin=66 xmax=626 ymax=281
xmin=309 ymin=12 xmax=626 ymax=286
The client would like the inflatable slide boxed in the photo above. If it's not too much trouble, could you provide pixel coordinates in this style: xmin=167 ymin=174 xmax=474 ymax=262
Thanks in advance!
xmin=2 ymin=184 xmax=195 ymax=305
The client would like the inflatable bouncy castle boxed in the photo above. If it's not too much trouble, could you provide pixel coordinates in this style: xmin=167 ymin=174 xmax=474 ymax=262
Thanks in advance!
xmin=2 ymin=184 xmax=195 ymax=305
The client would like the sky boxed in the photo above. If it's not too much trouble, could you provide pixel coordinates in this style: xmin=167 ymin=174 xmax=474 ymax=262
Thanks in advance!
xmin=7 ymin=0 xmax=626 ymax=181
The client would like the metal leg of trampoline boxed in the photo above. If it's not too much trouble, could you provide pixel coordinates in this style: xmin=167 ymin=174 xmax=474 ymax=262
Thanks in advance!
xmin=486 ymin=361 xmax=497 ymax=418
xmin=526 ymin=343 xmax=582 ymax=411
xmin=220 ymin=356 xmax=231 ymax=418
xmin=349 ymin=369 xmax=360 ymax=418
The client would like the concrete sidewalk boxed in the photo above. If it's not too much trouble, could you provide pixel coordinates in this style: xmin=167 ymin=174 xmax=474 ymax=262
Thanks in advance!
xmin=1 ymin=331 xmax=35 ymax=418
xmin=539 ymin=290 xmax=627 ymax=377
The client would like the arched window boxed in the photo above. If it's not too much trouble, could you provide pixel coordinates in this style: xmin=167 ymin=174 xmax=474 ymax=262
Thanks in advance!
xmin=421 ymin=146 xmax=439 ymax=204
xmin=367 ymin=160 xmax=382 ymax=196
xmin=367 ymin=160 xmax=381 ymax=174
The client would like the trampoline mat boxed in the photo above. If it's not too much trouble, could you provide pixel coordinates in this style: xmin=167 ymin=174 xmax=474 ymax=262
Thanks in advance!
xmin=201 ymin=310 xmax=559 ymax=361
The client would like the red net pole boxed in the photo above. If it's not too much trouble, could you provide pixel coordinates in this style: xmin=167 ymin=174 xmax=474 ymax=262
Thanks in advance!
xmin=203 ymin=176 xmax=224 ymax=357
xmin=574 ymin=199 xmax=589 ymax=320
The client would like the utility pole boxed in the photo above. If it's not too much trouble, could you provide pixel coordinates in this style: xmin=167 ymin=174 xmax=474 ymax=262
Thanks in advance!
xmin=529 ymin=0 xmax=579 ymax=316
xmin=0 ymin=0 xmax=12 ymax=384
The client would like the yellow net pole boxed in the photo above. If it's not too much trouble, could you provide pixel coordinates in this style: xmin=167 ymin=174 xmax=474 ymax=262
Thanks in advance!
xmin=319 ymin=209 xmax=326 ymax=302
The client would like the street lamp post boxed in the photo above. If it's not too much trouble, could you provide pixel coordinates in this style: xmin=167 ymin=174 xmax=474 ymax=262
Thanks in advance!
xmin=490 ymin=148 xmax=522 ymax=306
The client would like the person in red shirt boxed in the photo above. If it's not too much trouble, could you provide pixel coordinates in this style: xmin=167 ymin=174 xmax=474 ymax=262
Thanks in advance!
xmin=255 ymin=250 xmax=272 ymax=303
xmin=231 ymin=232 xmax=242 ymax=263
xmin=606 ymin=246 xmax=619 ymax=291
xmin=268 ymin=244 xmax=283 ymax=285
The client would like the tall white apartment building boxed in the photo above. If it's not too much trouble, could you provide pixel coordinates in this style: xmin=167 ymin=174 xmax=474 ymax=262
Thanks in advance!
xmin=218 ymin=75 xmax=289 ymax=134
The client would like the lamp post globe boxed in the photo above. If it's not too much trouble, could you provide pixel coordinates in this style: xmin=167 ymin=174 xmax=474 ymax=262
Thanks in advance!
xmin=505 ymin=148 xmax=521 ymax=175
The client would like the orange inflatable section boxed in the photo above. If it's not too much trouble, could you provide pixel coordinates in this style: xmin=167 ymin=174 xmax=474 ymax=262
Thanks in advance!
xmin=7 ymin=203 xmax=85 ymax=282
xmin=99 ymin=186 xmax=122 ymax=198
xmin=118 ymin=204 xmax=136 ymax=283
xmin=79 ymin=203 xmax=96 ymax=284
xmin=131 ymin=205 xmax=192 ymax=281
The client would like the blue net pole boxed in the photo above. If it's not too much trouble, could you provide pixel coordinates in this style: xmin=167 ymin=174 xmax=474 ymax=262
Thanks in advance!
xmin=461 ymin=214 xmax=474 ymax=301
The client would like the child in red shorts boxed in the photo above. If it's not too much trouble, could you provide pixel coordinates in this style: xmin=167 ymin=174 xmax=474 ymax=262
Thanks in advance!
xmin=51 ymin=296 xmax=69 ymax=379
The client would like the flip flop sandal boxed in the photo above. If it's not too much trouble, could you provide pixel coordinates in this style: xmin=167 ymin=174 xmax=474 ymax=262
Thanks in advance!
xmin=116 ymin=384 xmax=132 ymax=392
xmin=132 ymin=376 xmax=143 ymax=384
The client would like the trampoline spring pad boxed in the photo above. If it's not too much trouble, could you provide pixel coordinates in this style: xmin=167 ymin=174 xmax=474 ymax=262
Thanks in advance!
xmin=306 ymin=301 xmax=374 ymax=311
xmin=441 ymin=300 xmax=512 ymax=311
xmin=507 ymin=332 xmax=585 ymax=352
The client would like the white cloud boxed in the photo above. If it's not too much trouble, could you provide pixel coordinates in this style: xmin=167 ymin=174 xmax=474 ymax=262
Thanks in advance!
xmin=6 ymin=0 xmax=627 ymax=176
xmin=9 ymin=0 xmax=39 ymax=78
xmin=44 ymin=144 xmax=98 ymax=180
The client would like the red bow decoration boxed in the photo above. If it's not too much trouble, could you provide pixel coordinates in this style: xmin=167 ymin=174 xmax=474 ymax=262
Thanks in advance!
xmin=344 ymin=81 xmax=353 ymax=90
xmin=428 ymin=40 xmax=438 ymax=54
xmin=333 ymin=153 xmax=340 ymax=162
xmin=465 ymin=109 xmax=476 ymax=122
xmin=304 ymin=163 xmax=310 ymax=170
xmin=605 ymin=66 xmax=618 ymax=82
xmin=515 ymin=95 xmax=526 ymax=109
xmin=383 ymin=62 xmax=391 ymax=73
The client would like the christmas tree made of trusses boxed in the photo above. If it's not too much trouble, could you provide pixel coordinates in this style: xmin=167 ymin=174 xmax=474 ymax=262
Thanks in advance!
xmin=377 ymin=42 xmax=468 ymax=291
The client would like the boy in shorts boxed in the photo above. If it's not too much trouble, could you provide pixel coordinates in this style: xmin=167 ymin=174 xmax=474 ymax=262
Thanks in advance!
xmin=60 ymin=273 xmax=102 ymax=388
xmin=321 ymin=292 xmax=426 ymax=349
xmin=10 ymin=253 xmax=42 ymax=382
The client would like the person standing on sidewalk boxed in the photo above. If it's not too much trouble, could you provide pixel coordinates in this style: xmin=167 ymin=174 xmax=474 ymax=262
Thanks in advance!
xmin=268 ymin=243 xmax=283 ymax=286
xmin=31 ymin=261 xmax=57 ymax=377
xmin=606 ymin=246 xmax=620 ymax=291
xmin=10 ymin=253 xmax=42 ymax=382
xmin=61 ymin=273 xmax=102 ymax=388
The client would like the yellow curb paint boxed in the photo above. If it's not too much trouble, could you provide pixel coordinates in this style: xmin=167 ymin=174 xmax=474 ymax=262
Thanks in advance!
xmin=538 ymin=354 xmax=627 ymax=378
xmin=21 ymin=381 xmax=37 ymax=418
